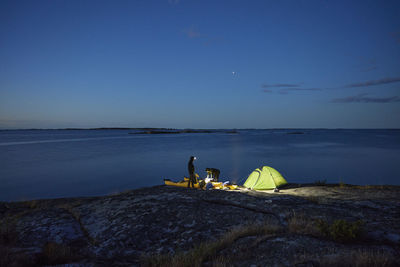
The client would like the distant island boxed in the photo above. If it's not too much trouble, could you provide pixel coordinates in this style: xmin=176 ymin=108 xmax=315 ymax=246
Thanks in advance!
xmin=0 ymin=128 xmax=239 ymax=133
xmin=286 ymin=131 xmax=305 ymax=135
xmin=129 ymin=129 xmax=239 ymax=134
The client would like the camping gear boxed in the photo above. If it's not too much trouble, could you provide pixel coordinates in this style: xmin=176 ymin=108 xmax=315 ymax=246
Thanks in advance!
xmin=243 ymin=166 xmax=288 ymax=190
xmin=205 ymin=168 xmax=220 ymax=182
xmin=164 ymin=178 xmax=238 ymax=190
xmin=205 ymin=183 xmax=213 ymax=190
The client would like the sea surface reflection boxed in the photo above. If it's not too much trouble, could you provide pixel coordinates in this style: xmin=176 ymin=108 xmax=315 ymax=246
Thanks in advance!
xmin=1 ymin=129 xmax=399 ymax=201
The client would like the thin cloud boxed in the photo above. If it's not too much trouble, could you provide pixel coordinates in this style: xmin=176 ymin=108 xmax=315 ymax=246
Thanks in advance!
xmin=261 ymin=83 xmax=302 ymax=88
xmin=332 ymin=94 xmax=400 ymax=103
xmin=183 ymin=26 xmax=227 ymax=46
xmin=183 ymin=26 xmax=201 ymax=39
xmin=345 ymin=77 xmax=400 ymax=88
xmin=262 ymin=89 xmax=272 ymax=93
xmin=261 ymin=83 xmax=322 ymax=94
xmin=279 ymin=87 xmax=322 ymax=93
xmin=361 ymin=65 xmax=378 ymax=72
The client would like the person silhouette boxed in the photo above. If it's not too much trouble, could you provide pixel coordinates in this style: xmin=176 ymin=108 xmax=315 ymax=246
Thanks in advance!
xmin=188 ymin=156 xmax=197 ymax=188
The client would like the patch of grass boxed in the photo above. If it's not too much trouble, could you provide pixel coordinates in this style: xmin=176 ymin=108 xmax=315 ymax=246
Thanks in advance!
xmin=0 ymin=217 xmax=18 ymax=245
xmin=0 ymin=245 xmax=32 ymax=267
xmin=24 ymin=200 xmax=38 ymax=209
xmin=20 ymin=199 xmax=51 ymax=210
xmin=355 ymin=185 xmax=386 ymax=190
xmin=36 ymin=242 xmax=77 ymax=266
xmin=303 ymin=196 xmax=329 ymax=205
xmin=319 ymin=249 xmax=398 ymax=267
xmin=0 ymin=217 xmax=32 ymax=267
xmin=314 ymin=179 xmax=327 ymax=186
xmin=142 ymin=222 xmax=282 ymax=267
xmin=208 ymin=255 xmax=232 ymax=267
xmin=338 ymin=178 xmax=346 ymax=188
xmin=287 ymin=212 xmax=319 ymax=236
xmin=363 ymin=184 xmax=373 ymax=189
xmin=304 ymin=196 xmax=320 ymax=204
xmin=288 ymin=215 xmax=365 ymax=243
xmin=316 ymin=219 xmax=364 ymax=243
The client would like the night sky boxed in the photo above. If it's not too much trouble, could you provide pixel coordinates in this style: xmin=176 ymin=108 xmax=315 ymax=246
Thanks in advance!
xmin=1 ymin=0 xmax=399 ymax=129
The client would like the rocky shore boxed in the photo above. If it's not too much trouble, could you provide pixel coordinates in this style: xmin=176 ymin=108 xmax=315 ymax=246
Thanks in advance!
xmin=1 ymin=184 xmax=399 ymax=266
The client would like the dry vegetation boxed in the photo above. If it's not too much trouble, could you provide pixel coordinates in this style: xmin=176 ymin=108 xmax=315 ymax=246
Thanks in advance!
xmin=287 ymin=212 xmax=320 ymax=236
xmin=0 ymin=217 xmax=32 ymax=267
xmin=0 ymin=201 xmax=87 ymax=267
xmin=143 ymin=212 xmax=397 ymax=267
xmin=0 ymin=217 xmax=18 ymax=246
xmin=318 ymin=249 xmax=397 ymax=267
xmin=142 ymin=221 xmax=282 ymax=267
xmin=35 ymin=242 xmax=77 ymax=266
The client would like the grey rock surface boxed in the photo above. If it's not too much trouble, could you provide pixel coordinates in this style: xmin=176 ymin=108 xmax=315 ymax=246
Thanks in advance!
xmin=1 ymin=184 xmax=400 ymax=266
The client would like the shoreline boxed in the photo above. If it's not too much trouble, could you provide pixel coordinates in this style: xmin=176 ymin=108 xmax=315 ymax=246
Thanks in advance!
xmin=2 ymin=182 xmax=400 ymax=203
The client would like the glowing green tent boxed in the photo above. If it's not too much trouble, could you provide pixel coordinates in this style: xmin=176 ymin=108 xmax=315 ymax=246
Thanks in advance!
xmin=243 ymin=166 xmax=288 ymax=190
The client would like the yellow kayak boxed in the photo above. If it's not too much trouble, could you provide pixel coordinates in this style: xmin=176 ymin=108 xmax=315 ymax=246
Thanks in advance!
xmin=164 ymin=179 xmax=202 ymax=188
xmin=164 ymin=178 xmax=238 ymax=190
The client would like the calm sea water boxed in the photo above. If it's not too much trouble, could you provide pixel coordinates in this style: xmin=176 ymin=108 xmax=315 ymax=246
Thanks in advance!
xmin=1 ymin=129 xmax=399 ymax=201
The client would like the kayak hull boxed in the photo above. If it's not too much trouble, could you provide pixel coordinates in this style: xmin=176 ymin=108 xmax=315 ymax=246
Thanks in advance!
xmin=164 ymin=179 xmax=201 ymax=188
xmin=164 ymin=178 xmax=238 ymax=190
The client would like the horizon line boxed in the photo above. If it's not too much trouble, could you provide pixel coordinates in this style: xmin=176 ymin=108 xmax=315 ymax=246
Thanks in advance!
xmin=0 ymin=127 xmax=399 ymax=131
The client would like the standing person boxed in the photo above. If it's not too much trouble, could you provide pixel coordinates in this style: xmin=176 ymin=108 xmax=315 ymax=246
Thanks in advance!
xmin=188 ymin=156 xmax=197 ymax=188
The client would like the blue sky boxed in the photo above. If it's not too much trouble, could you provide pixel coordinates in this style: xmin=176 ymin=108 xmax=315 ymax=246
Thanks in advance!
xmin=1 ymin=0 xmax=399 ymax=129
